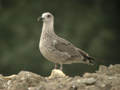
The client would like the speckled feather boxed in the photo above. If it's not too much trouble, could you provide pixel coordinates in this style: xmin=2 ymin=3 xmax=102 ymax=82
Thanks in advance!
xmin=39 ymin=12 xmax=94 ymax=69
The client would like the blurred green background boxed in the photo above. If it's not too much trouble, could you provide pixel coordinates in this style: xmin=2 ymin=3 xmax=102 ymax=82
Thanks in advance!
xmin=0 ymin=0 xmax=119 ymax=76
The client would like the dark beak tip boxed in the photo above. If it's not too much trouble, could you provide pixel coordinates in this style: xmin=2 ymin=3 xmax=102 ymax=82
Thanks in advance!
xmin=37 ymin=16 xmax=42 ymax=22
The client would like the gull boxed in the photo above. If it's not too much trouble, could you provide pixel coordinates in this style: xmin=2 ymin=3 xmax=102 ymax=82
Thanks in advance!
xmin=37 ymin=12 xmax=94 ymax=70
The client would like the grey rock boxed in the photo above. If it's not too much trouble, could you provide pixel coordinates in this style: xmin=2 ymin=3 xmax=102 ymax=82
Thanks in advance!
xmin=0 ymin=64 xmax=120 ymax=90
xmin=81 ymin=78 xmax=96 ymax=85
xmin=97 ymin=64 xmax=120 ymax=75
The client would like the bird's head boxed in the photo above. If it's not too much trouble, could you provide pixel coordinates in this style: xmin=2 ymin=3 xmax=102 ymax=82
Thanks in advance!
xmin=37 ymin=12 xmax=54 ymax=22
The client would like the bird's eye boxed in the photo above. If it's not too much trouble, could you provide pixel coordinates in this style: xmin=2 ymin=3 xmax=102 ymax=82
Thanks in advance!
xmin=47 ymin=15 xmax=51 ymax=18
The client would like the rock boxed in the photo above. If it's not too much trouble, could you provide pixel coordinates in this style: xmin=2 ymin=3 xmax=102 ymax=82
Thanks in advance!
xmin=0 ymin=64 xmax=120 ymax=90
xmin=111 ymin=86 xmax=120 ymax=90
xmin=83 ymin=73 xmax=98 ymax=78
xmin=97 ymin=64 xmax=120 ymax=75
xmin=48 ymin=69 xmax=66 ymax=79
xmin=81 ymin=78 xmax=96 ymax=85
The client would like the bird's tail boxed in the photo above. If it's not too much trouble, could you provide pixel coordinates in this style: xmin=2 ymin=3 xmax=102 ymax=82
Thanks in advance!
xmin=83 ymin=55 xmax=95 ymax=65
xmin=78 ymin=49 xmax=95 ymax=65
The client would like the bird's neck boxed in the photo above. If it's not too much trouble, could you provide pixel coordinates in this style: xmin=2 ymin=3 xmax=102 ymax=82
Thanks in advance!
xmin=42 ymin=21 xmax=55 ymax=36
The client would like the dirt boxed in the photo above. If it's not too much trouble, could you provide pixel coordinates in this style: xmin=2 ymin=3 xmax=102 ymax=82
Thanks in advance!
xmin=0 ymin=64 xmax=120 ymax=90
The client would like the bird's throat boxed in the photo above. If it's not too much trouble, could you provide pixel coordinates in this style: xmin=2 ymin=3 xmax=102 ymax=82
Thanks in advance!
xmin=41 ymin=21 xmax=56 ymax=41
xmin=42 ymin=21 xmax=55 ymax=35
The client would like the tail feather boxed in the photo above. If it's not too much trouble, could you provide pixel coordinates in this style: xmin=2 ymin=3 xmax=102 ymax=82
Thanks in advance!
xmin=83 ymin=56 xmax=95 ymax=65
xmin=77 ymin=48 xmax=95 ymax=65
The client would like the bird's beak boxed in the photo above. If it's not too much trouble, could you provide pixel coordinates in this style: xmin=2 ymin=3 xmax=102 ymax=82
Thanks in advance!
xmin=37 ymin=16 xmax=43 ymax=22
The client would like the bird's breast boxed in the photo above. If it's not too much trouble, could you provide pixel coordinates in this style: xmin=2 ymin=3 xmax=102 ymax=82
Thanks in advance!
xmin=39 ymin=39 xmax=55 ymax=58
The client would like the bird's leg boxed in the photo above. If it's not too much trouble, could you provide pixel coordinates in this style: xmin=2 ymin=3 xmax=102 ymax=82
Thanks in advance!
xmin=60 ymin=64 xmax=63 ymax=71
xmin=54 ymin=63 xmax=58 ymax=69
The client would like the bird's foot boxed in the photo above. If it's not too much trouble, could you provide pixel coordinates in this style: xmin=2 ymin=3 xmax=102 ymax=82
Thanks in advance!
xmin=54 ymin=63 xmax=59 ymax=69
xmin=54 ymin=64 xmax=63 ymax=71
xmin=60 ymin=64 xmax=63 ymax=71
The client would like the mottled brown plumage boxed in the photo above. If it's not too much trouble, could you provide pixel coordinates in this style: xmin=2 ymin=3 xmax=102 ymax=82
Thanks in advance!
xmin=38 ymin=12 xmax=94 ymax=70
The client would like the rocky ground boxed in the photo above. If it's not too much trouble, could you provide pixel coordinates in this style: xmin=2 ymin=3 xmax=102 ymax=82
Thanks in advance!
xmin=0 ymin=64 xmax=120 ymax=90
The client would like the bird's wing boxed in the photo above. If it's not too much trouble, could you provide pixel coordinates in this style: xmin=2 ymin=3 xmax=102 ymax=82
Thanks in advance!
xmin=54 ymin=38 xmax=85 ymax=58
xmin=54 ymin=38 xmax=94 ymax=64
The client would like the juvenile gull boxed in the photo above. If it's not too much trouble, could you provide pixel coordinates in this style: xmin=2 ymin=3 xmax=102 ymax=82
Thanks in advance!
xmin=38 ymin=12 xmax=94 ymax=70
